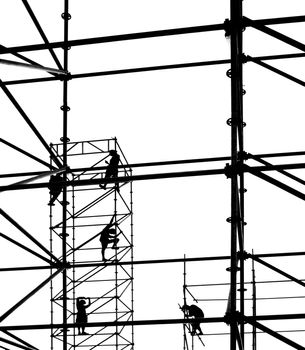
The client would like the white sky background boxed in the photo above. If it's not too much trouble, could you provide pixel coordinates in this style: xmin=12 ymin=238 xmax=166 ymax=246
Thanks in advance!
xmin=1 ymin=1 xmax=305 ymax=350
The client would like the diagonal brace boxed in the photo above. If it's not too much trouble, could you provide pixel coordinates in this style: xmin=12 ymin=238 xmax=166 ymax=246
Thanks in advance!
xmin=0 ymin=59 xmax=68 ymax=75
xmin=244 ymin=16 xmax=305 ymax=53
xmin=0 ymin=79 xmax=62 ymax=168
xmin=0 ymin=231 xmax=53 ymax=265
xmin=245 ymin=317 xmax=305 ymax=350
xmin=0 ymin=138 xmax=54 ymax=169
xmin=235 ymin=324 xmax=244 ymax=350
xmin=1 ymin=331 xmax=38 ymax=350
xmin=0 ymin=269 xmax=63 ymax=323
xmin=246 ymin=55 xmax=305 ymax=88
xmin=248 ymin=153 xmax=305 ymax=186
xmin=250 ymin=254 xmax=305 ymax=288
xmin=21 ymin=0 xmax=63 ymax=71
xmin=0 ymin=208 xmax=60 ymax=264
xmin=245 ymin=164 xmax=305 ymax=201
xmin=0 ymin=42 xmax=58 ymax=75
xmin=11 ymin=168 xmax=66 ymax=188
xmin=0 ymin=336 xmax=37 ymax=350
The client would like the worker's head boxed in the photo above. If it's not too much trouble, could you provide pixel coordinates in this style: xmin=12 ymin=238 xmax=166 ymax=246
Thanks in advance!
xmin=108 ymin=228 xmax=116 ymax=235
xmin=181 ymin=304 xmax=190 ymax=311
xmin=79 ymin=299 xmax=86 ymax=305
xmin=109 ymin=150 xmax=117 ymax=156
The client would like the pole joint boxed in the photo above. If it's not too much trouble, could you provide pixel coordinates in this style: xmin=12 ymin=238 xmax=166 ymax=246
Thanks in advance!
xmin=59 ymin=72 xmax=72 ymax=81
xmin=60 ymin=105 xmax=71 ymax=112
xmin=238 ymin=151 xmax=249 ymax=161
xmin=52 ymin=261 xmax=71 ymax=269
xmin=224 ymin=19 xmax=232 ymax=37
xmin=224 ymin=17 xmax=246 ymax=38
xmin=224 ymin=310 xmax=242 ymax=325
xmin=61 ymin=12 xmax=72 ymax=20
xmin=237 ymin=250 xmax=250 ymax=260
xmin=226 ymin=117 xmax=246 ymax=127
xmin=224 ymin=163 xmax=242 ymax=178
xmin=60 ymin=136 xmax=70 ymax=143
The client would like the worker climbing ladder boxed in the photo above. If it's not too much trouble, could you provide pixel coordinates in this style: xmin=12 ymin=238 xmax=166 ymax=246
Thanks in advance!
xmin=49 ymin=138 xmax=134 ymax=350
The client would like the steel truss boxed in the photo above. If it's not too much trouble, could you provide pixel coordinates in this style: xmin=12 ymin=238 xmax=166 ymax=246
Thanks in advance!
xmin=1 ymin=1 xmax=305 ymax=350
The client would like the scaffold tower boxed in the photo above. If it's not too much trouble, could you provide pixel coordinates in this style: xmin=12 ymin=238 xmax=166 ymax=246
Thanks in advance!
xmin=49 ymin=139 xmax=134 ymax=350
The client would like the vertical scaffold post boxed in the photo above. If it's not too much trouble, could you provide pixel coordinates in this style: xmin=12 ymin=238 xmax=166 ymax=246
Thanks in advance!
xmin=72 ymin=186 xmax=76 ymax=349
xmin=183 ymin=256 xmax=186 ymax=348
xmin=252 ymin=250 xmax=257 ymax=350
xmin=229 ymin=0 xmax=244 ymax=350
xmin=183 ymin=255 xmax=189 ymax=350
xmin=50 ymin=200 xmax=54 ymax=350
xmin=61 ymin=1 xmax=70 ymax=350
xmin=114 ymin=164 xmax=119 ymax=350
xmin=130 ymin=174 xmax=135 ymax=350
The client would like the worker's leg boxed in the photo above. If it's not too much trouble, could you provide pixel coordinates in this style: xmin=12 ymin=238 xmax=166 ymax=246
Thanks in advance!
xmin=108 ymin=237 xmax=119 ymax=248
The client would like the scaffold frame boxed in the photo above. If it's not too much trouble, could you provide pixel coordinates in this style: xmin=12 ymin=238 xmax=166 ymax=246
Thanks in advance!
xmin=49 ymin=138 xmax=134 ymax=350
xmin=1 ymin=1 xmax=305 ymax=350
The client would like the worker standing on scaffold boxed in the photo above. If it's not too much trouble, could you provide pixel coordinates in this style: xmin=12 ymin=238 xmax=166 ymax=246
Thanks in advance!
xmin=48 ymin=173 xmax=63 ymax=206
xmin=181 ymin=304 xmax=204 ymax=336
xmin=99 ymin=150 xmax=120 ymax=191
xmin=99 ymin=214 xmax=120 ymax=261
xmin=76 ymin=297 xmax=91 ymax=335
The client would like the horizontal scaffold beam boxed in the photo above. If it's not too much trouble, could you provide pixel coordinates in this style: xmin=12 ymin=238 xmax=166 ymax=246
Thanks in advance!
xmin=0 ymin=168 xmax=225 ymax=191
xmin=4 ymin=52 xmax=305 ymax=86
xmin=1 ymin=250 xmax=305 ymax=272
xmin=0 ymin=15 xmax=304 ymax=55
xmin=1 ymin=162 xmax=305 ymax=191
xmin=1 ymin=313 xmax=305 ymax=331
xmin=1 ymin=149 xmax=305 ymax=179
xmin=0 ymin=155 xmax=229 ymax=179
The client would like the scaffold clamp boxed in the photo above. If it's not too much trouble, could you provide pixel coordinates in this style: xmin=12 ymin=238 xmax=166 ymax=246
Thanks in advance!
xmin=61 ymin=12 xmax=72 ymax=20
xmin=224 ymin=19 xmax=231 ymax=37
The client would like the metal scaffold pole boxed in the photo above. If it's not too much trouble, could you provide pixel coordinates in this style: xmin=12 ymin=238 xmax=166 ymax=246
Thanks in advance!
xmin=252 ymin=251 xmax=257 ymax=350
xmin=61 ymin=1 xmax=70 ymax=349
xmin=229 ymin=0 xmax=244 ymax=349
xmin=114 ymin=185 xmax=119 ymax=350
xmin=183 ymin=256 xmax=188 ymax=350
xmin=130 ymin=176 xmax=135 ymax=350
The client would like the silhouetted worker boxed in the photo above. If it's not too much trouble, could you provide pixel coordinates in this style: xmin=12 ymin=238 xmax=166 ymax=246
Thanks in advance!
xmin=181 ymin=304 xmax=204 ymax=336
xmin=48 ymin=173 xmax=63 ymax=206
xmin=76 ymin=297 xmax=91 ymax=335
xmin=99 ymin=214 xmax=120 ymax=261
xmin=100 ymin=150 xmax=120 ymax=190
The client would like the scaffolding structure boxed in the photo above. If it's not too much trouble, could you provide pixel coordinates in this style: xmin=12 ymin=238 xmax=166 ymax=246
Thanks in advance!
xmin=49 ymin=139 xmax=134 ymax=350
xmin=1 ymin=1 xmax=305 ymax=350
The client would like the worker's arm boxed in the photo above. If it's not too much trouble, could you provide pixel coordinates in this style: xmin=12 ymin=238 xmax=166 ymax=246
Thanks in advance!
xmin=86 ymin=298 xmax=91 ymax=308
xmin=109 ymin=214 xmax=116 ymax=227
